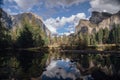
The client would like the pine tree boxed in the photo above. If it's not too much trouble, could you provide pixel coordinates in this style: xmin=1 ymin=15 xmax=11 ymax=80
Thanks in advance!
xmin=32 ymin=26 xmax=45 ymax=47
xmin=90 ymin=34 xmax=97 ymax=45
xmin=108 ymin=28 xmax=114 ymax=43
xmin=117 ymin=24 xmax=120 ymax=43
xmin=84 ymin=34 xmax=90 ymax=45
xmin=17 ymin=24 xmax=34 ymax=48
xmin=103 ymin=27 xmax=109 ymax=43
xmin=108 ymin=24 xmax=120 ymax=44
xmin=96 ymin=28 xmax=103 ymax=44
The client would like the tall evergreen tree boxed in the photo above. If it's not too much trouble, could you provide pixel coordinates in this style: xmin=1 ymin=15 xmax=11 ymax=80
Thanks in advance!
xmin=17 ymin=24 xmax=34 ymax=48
xmin=96 ymin=28 xmax=103 ymax=44
xmin=117 ymin=24 xmax=120 ymax=43
xmin=84 ymin=33 xmax=90 ymax=45
xmin=108 ymin=24 xmax=120 ymax=44
xmin=108 ymin=28 xmax=114 ymax=43
xmin=103 ymin=27 xmax=109 ymax=43
xmin=90 ymin=34 xmax=97 ymax=45
xmin=32 ymin=26 xmax=45 ymax=47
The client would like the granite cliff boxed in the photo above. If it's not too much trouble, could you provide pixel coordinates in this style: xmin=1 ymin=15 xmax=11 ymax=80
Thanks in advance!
xmin=75 ymin=11 xmax=120 ymax=35
xmin=0 ymin=8 xmax=51 ymax=37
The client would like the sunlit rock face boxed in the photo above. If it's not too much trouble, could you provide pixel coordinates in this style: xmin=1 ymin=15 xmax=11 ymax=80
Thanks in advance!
xmin=41 ymin=59 xmax=80 ymax=80
xmin=75 ymin=19 xmax=97 ymax=34
xmin=99 ymin=11 xmax=120 ymax=30
xmin=0 ymin=9 xmax=51 ymax=36
xmin=75 ymin=11 xmax=120 ymax=35
xmin=12 ymin=12 xmax=51 ymax=36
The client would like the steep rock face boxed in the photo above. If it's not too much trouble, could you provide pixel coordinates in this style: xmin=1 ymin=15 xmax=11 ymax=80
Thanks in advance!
xmin=0 ymin=8 xmax=12 ymax=28
xmin=12 ymin=12 xmax=51 ymax=36
xmin=75 ymin=19 xmax=97 ymax=34
xmin=89 ymin=11 xmax=112 ymax=24
xmin=0 ymin=9 xmax=51 ymax=36
xmin=98 ymin=11 xmax=120 ymax=30
xmin=75 ymin=11 xmax=120 ymax=35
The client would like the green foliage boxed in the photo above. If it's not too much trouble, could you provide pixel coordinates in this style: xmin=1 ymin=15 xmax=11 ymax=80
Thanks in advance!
xmin=90 ymin=34 xmax=97 ymax=45
xmin=83 ymin=33 xmax=90 ymax=45
xmin=74 ymin=24 xmax=119 ymax=47
xmin=108 ymin=29 xmax=114 ymax=43
xmin=0 ymin=9 xmax=12 ymax=49
xmin=0 ymin=50 xmax=49 ymax=79
xmin=108 ymin=24 xmax=120 ymax=44
xmin=96 ymin=28 xmax=103 ymax=44
xmin=17 ymin=25 xmax=34 ymax=48
xmin=10 ymin=27 xmax=21 ymax=41
xmin=110 ymin=54 xmax=120 ymax=74
xmin=7 ymin=57 xmax=23 ymax=78
xmin=32 ymin=26 xmax=45 ymax=47
xmin=13 ymin=16 xmax=47 ymax=48
xmin=81 ymin=55 xmax=89 ymax=68
xmin=43 ymin=37 xmax=49 ymax=45
xmin=0 ymin=9 xmax=49 ymax=79
xmin=103 ymin=27 xmax=109 ymax=43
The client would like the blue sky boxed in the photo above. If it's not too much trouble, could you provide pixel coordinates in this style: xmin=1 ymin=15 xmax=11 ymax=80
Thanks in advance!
xmin=2 ymin=0 xmax=120 ymax=35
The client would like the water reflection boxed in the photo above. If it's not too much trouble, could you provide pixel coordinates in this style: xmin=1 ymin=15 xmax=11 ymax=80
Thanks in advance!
xmin=0 ymin=50 xmax=48 ymax=80
xmin=0 ymin=50 xmax=120 ymax=80
xmin=42 ymin=58 xmax=81 ymax=80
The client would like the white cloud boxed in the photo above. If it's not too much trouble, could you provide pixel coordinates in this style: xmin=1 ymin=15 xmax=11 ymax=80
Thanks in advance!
xmin=65 ymin=25 xmax=74 ymax=32
xmin=89 ymin=0 xmax=120 ymax=13
xmin=63 ymin=31 xmax=74 ymax=36
xmin=59 ymin=32 xmax=70 ymax=36
xmin=44 ymin=13 xmax=86 ymax=34
xmin=13 ymin=0 xmax=39 ymax=10
xmin=45 ymin=0 xmax=88 ymax=8
xmin=12 ymin=0 xmax=88 ymax=10
xmin=59 ymin=31 xmax=74 ymax=36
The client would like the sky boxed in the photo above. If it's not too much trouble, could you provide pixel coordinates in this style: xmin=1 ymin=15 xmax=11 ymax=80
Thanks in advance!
xmin=1 ymin=0 xmax=120 ymax=35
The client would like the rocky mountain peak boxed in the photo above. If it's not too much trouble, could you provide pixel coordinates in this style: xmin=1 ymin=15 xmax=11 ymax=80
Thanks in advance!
xmin=75 ymin=10 xmax=120 ymax=35
xmin=0 ymin=8 xmax=12 ymax=28
xmin=0 ymin=9 xmax=51 ymax=36
xmin=12 ymin=12 xmax=51 ymax=36
xmin=89 ymin=11 xmax=112 ymax=24
xmin=114 ymin=11 xmax=120 ymax=16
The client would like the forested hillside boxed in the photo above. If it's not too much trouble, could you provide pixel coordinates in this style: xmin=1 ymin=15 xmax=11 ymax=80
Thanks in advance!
xmin=0 ymin=8 xmax=50 ymax=49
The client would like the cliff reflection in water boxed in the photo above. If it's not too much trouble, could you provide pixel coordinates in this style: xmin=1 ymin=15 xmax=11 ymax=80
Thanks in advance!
xmin=0 ymin=49 xmax=120 ymax=80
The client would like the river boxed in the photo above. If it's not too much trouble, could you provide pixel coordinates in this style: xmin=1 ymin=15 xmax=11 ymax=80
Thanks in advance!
xmin=0 ymin=49 xmax=120 ymax=80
